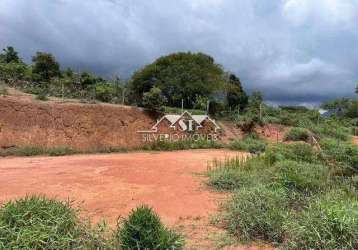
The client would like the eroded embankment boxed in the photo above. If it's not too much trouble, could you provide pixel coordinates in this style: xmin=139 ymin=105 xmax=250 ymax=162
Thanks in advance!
xmin=0 ymin=96 xmax=156 ymax=151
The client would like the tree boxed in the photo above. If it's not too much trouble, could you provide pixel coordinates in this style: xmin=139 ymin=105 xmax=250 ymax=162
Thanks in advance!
xmin=248 ymin=91 xmax=263 ymax=112
xmin=129 ymin=52 xmax=225 ymax=108
xmin=0 ymin=46 xmax=21 ymax=63
xmin=142 ymin=87 xmax=167 ymax=112
xmin=356 ymin=84 xmax=358 ymax=94
xmin=79 ymin=72 xmax=103 ymax=88
xmin=226 ymin=74 xmax=248 ymax=111
xmin=32 ymin=52 xmax=60 ymax=82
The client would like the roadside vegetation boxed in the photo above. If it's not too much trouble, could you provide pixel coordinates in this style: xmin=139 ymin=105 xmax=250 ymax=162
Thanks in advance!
xmin=207 ymin=104 xmax=358 ymax=249
xmin=0 ymin=196 xmax=184 ymax=249
xmin=0 ymin=139 xmax=223 ymax=157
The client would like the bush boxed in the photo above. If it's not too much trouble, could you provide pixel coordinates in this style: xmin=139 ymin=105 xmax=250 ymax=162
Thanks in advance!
xmin=274 ymin=160 xmax=330 ymax=194
xmin=284 ymin=127 xmax=310 ymax=142
xmin=94 ymin=82 xmax=115 ymax=102
xmin=225 ymin=185 xmax=289 ymax=243
xmin=284 ymin=191 xmax=358 ymax=250
xmin=0 ymin=196 xmax=83 ymax=249
xmin=142 ymin=87 xmax=167 ymax=112
xmin=115 ymin=205 xmax=183 ymax=249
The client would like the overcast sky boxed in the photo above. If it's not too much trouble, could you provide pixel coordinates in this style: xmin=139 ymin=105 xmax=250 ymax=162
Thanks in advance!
xmin=1 ymin=0 xmax=357 ymax=106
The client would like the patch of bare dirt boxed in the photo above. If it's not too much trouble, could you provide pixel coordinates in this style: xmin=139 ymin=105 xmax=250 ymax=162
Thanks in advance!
xmin=0 ymin=149 xmax=257 ymax=249
xmin=352 ymin=136 xmax=358 ymax=146
xmin=254 ymin=124 xmax=291 ymax=143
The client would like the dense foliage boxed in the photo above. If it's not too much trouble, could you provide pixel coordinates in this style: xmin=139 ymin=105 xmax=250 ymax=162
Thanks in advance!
xmin=129 ymin=52 xmax=227 ymax=108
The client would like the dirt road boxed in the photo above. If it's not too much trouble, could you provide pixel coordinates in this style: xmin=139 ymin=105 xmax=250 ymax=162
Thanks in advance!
xmin=0 ymin=149 xmax=248 ymax=248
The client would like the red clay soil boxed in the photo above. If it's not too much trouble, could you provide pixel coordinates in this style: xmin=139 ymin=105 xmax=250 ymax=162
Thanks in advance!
xmin=353 ymin=136 xmax=358 ymax=146
xmin=0 ymin=149 xmax=271 ymax=249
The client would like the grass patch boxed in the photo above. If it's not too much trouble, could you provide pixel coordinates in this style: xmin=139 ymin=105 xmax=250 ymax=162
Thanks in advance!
xmin=0 ymin=196 xmax=184 ymax=249
xmin=0 ymin=85 xmax=8 ymax=96
xmin=143 ymin=139 xmax=222 ymax=151
xmin=269 ymin=143 xmax=321 ymax=163
xmin=0 ymin=146 xmax=77 ymax=157
xmin=284 ymin=127 xmax=310 ymax=142
xmin=115 ymin=205 xmax=184 ymax=249
xmin=0 ymin=196 xmax=109 ymax=249
xmin=284 ymin=190 xmax=358 ymax=250
xmin=274 ymin=160 xmax=330 ymax=195
xmin=207 ymin=156 xmax=271 ymax=191
xmin=229 ymin=134 xmax=266 ymax=154
xmin=224 ymin=185 xmax=289 ymax=243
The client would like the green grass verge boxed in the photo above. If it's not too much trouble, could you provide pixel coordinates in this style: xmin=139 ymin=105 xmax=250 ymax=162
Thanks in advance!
xmin=207 ymin=141 xmax=357 ymax=249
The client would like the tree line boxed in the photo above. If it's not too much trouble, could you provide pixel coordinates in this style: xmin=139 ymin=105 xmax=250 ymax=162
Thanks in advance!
xmin=1 ymin=46 xmax=356 ymax=120
xmin=0 ymin=46 xmax=251 ymax=114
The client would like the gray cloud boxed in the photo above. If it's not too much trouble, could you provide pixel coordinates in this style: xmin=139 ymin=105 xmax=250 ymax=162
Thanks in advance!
xmin=1 ymin=0 xmax=357 ymax=105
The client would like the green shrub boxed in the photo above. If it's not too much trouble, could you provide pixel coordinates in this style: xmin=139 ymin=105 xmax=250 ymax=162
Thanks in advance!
xmin=284 ymin=191 xmax=358 ymax=250
xmin=0 ymin=196 xmax=82 ymax=249
xmin=115 ymin=205 xmax=183 ymax=249
xmin=225 ymin=185 xmax=289 ymax=243
xmin=284 ymin=127 xmax=310 ymax=142
xmin=142 ymin=87 xmax=167 ymax=112
xmin=274 ymin=160 xmax=330 ymax=194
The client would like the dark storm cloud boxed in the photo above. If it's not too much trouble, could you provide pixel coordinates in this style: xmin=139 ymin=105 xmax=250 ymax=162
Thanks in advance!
xmin=1 ymin=0 xmax=357 ymax=105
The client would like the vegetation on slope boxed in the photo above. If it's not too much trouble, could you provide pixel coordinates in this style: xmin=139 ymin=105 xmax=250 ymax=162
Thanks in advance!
xmin=207 ymin=116 xmax=358 ymax=249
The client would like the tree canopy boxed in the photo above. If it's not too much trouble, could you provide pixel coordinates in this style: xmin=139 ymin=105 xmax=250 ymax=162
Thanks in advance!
xmin=129 ymin=52 xmax=226 ymax=108
xmin=32 ymin=52 xmax=60 ymax=82
xmin=0 ymin=46 xmax=21 ymax=64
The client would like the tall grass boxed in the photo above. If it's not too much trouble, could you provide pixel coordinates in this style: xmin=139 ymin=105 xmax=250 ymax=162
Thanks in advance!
xmin=0 ymin=196 xmax=109 ymax=249
xmin=229 ymin=134 xmax=266 ymax=154
xmin=207 ymin=141 xmax=357 ymax=249
xmin=284 ymin=190 xmax=358 ymax=250
xmin=224 ymin=185 xmax=289 ymax=243
xmin=0 ymin=196 xmax=184 ymax=249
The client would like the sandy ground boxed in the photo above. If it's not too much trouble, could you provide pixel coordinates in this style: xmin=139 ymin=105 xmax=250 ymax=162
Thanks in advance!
xmin=0 ymin=149 xmax=266 ymax=249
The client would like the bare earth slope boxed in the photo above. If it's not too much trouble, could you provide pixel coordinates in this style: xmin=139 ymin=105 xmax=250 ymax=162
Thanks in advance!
xmin=0 ymin=94 xmax=156 ymax=150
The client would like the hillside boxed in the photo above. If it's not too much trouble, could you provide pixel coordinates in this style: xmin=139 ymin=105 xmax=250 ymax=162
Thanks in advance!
xmin=0 ymin=89 xmax=156 ymax=151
